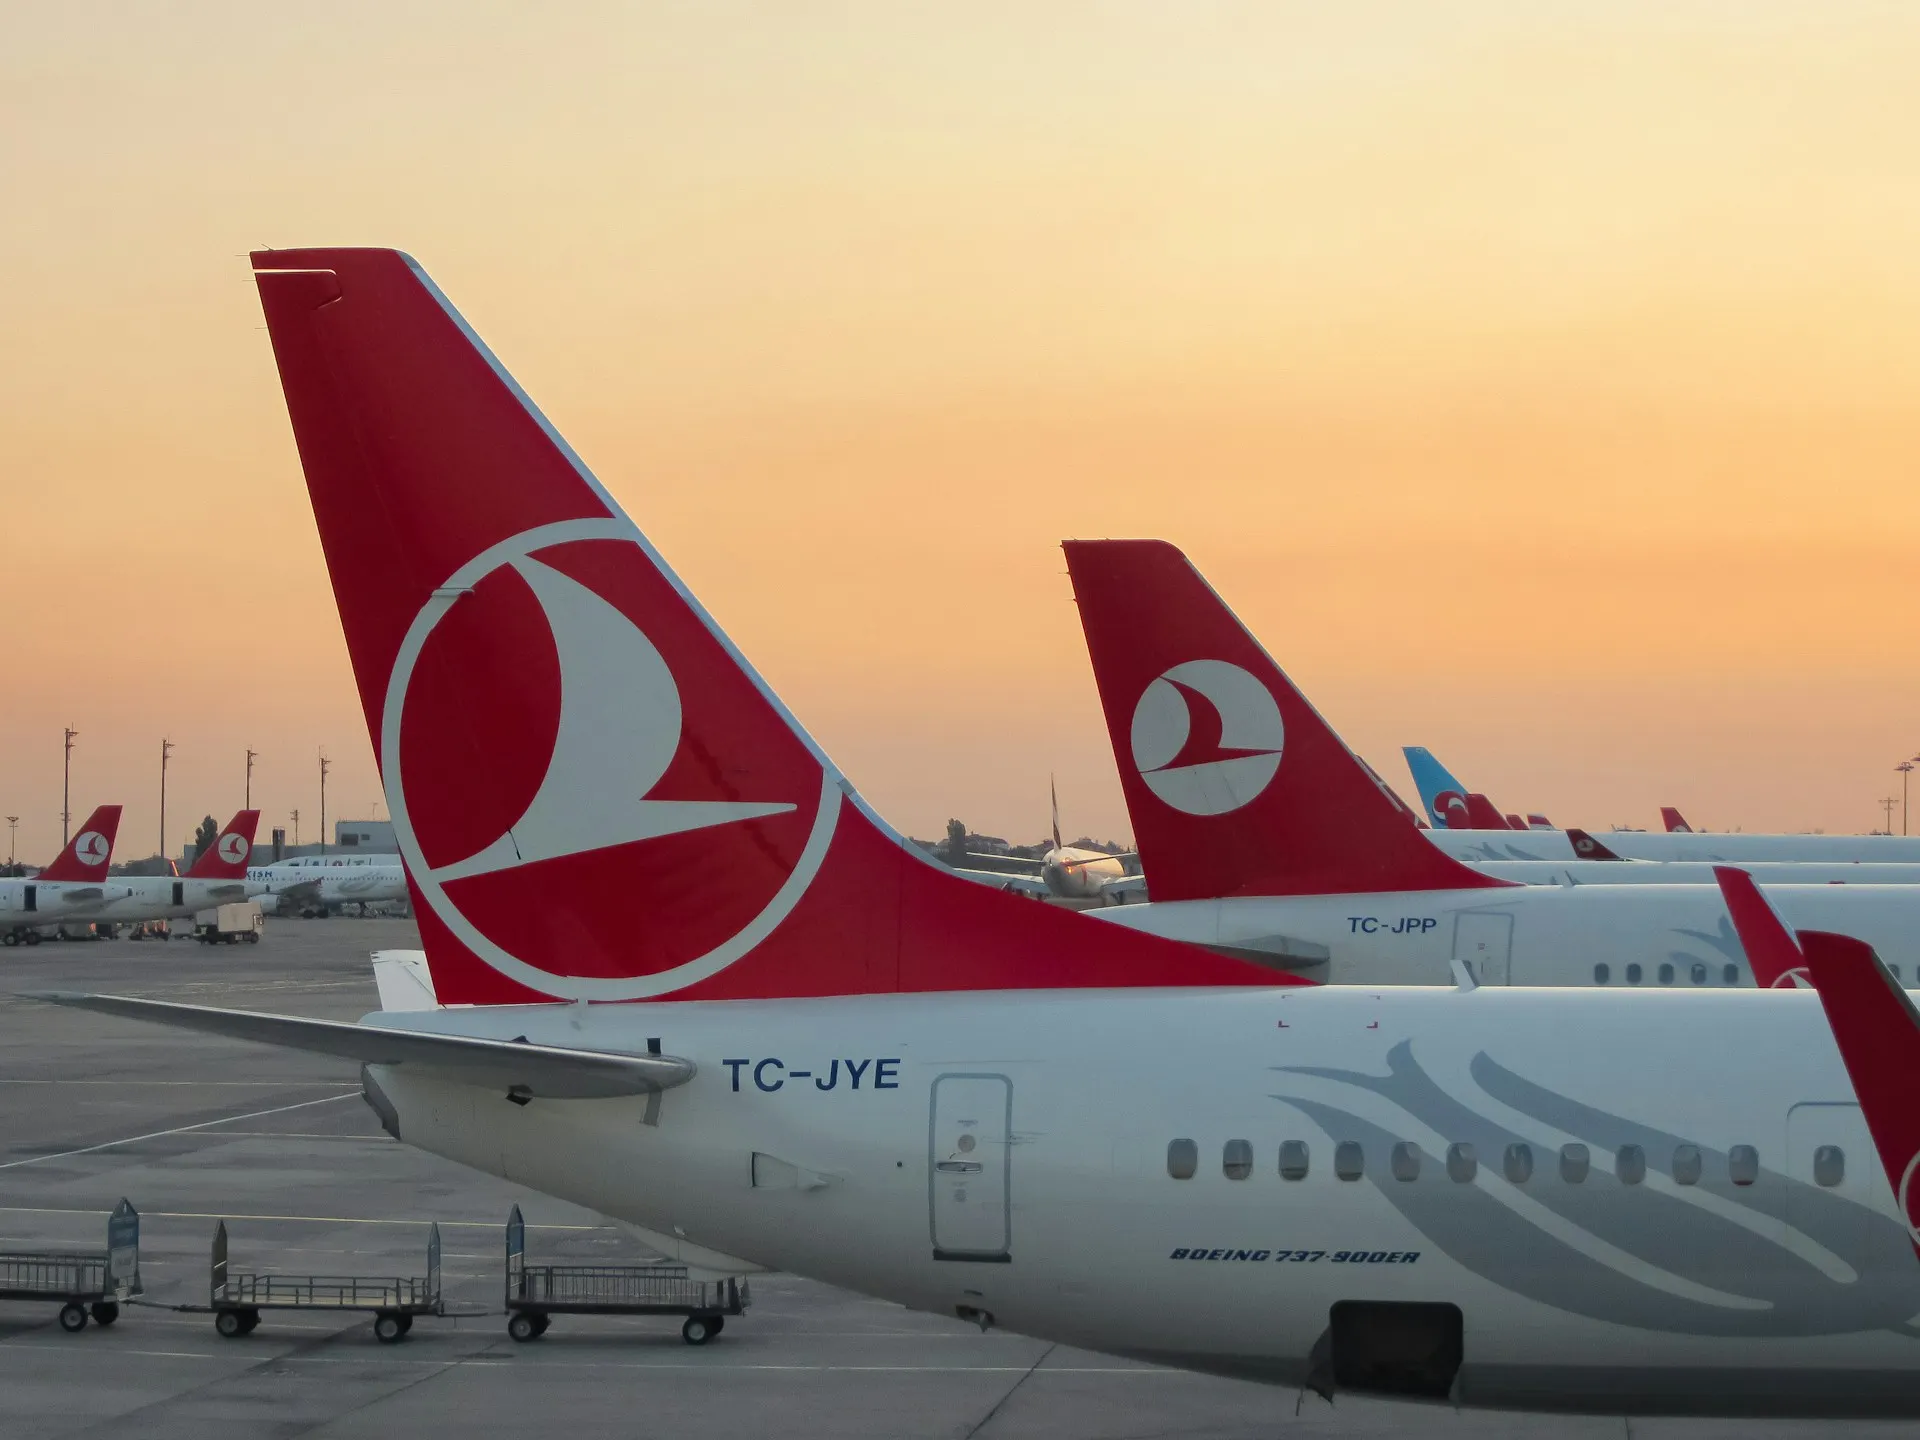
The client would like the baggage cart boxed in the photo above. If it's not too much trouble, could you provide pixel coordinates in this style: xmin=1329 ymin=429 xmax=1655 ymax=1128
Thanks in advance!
xmin=200 ymin=1218 xmax=442 ymax=1343
xmin=502 ymin=1205 xmax=749 ymax=1344
xmin=0 ymin=1198 xmax=141 ymax=1332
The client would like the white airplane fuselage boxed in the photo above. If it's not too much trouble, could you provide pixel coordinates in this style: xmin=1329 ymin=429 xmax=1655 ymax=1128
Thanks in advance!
xmin=0 ymin=877 xmax=136 ymax=930
xmin=246 ymin=862 xmax=407 ymax=910
xmin=1474 ymin=860 xmax=1920 ymax=887
xmin=363 ymin=984 xmax=1920 ymax=1416
xmin=1433 ymin=830 xmax=1920 ymax=864
xmin=84 ymin=876 xmax=254 ymax=924
xmin=1041 ymin=846 xmax=1130 ymax=900
xmin=1093 ymin=883 xmax=1920 ymax=986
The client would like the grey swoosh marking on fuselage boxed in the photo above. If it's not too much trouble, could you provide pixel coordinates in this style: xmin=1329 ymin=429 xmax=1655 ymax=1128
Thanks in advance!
xmin=1272 ymin=1042 xmax=1920 ymax=1336
xmin=1670 ymin=916 xmax=1745 ymax=965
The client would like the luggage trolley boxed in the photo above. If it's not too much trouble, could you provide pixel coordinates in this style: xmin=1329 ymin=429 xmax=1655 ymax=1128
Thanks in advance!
xmin=0 ymin=1198 xmax=141 ymax=1332
xmin=201 ymin=1218 xmax=443 ymax=1343
xmin=503 ymin=1205 xmax=749 ymax=1344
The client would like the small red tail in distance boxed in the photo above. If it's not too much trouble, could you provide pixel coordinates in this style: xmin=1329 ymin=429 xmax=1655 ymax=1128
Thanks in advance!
xmin=1462 ymin=794 xmax=1510 ymax=830
xmin=250 ymin=250 xmax=1291 ymax=1005
xmin=1797 ymin=929 xmax=1920 ymax=1257
xmin=1566 ymin=828 xmax=1625 ymax=861
xmin=185 ymin=811 xmax=262 ymax=880
xmin=1661 ymin=806 xmax=1693 ymax=833
xmin=37 ymin=805 xmax=121 ymax=882
xmin=1062 ymin=539 xmax=1507 ymax=901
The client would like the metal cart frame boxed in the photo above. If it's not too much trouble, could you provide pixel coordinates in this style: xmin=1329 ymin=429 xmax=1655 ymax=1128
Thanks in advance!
xmin=0 ymin=1199 xmax=141 ymax=1333
xmin=196 ymin=1218 xmax=443 ymax=1343
xmin=503 ymin=1205 xmax=749 ymax=1343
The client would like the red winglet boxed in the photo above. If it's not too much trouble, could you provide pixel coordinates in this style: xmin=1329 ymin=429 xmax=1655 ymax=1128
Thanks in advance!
xmin=1661 ymin=806 xmax=1693 ymax=833
xmin=1712 ymin=866 xmax=1807 ymax=989
xmin=250 ymin=250 xmax=1292 ymax=1004
xmin=37 ymin=805 xmax=122 ymax=882
xmin=1502 ymin=812 xmax=1527 ymax=831
xmin=1566 ymin=828 xmax=1624 ymax=861
xmin=1062 ymin=539 xmax=1509 ymax=901
xmin=1797 ymin=929 xmax=1920 ymax=1257
xmin=185 ymin=811 xmax=262 ymax=880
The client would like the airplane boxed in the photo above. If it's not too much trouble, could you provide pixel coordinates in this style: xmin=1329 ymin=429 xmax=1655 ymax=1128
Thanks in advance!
xmin=84 ymin=810 xmax=262 ymax=931
xmin=1663 ymin=807 xmax=1695 ymax=833
xmin=1064 ymin=538 xmax=1920 ymax=985
xmin=950 ymin=782 xmax=1144 ymax=904
xmin=33 ymin=247 xmax=1920 ymax=1417
xmin=0 ymin=806 xmax=132 ymax=945
xmin=246 ymin=852 xmax=408 ymax=916
xmin=1402 ymin=747 xmax=1553 ymax=831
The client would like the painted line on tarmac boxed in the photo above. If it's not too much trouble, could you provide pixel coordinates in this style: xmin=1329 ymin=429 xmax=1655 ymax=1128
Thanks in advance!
xmin=0 ymin=1080 xmax=364 ymax=1087
xmin=0 ymin=1094 xmax=358 ymax=1170
xmin=0 ymin=1347 xmax=1167 ymax=1374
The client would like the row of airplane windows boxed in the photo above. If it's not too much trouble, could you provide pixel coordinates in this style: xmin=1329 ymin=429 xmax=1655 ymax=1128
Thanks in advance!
xmin=1593 ymin=960 xmax=1907 ymax=986
xmin=1167 ymin=1138 xmax=1845 ymax=1188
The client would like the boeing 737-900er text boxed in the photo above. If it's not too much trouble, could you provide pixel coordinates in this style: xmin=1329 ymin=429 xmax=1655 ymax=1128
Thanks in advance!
xmin=31 ymin=248 xmax=1920 ymax=1418
xmin=0 ymin=805 xmax=130 ymax=944
xmin=1065 ymin=539 xmax=1920 ymax=986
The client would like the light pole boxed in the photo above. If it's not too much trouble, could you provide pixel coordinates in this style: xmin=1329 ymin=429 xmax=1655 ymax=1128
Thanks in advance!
xmin=61 ymin=726 xmax=77 ymax=845
xmin=318 ymin=749 xmax=330 ymax=856
xmin=1882 ymin=796 xmax=1900 ymax=835
xmin=5 ymin=816 xmax=15 ymax=869
xmin=159 ymin=737 xmax=174 ymax=861
xmin=291 ymin=808 xmax=300 ymax=847
xmin=246 ymin=748 xmax=258 ymax=809
xmin=1899 ymin=761 xmax=1917 ymax=837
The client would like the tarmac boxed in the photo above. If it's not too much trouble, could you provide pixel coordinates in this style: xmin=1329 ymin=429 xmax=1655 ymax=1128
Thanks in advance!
xmin=0 ymin=918 xmax=1905 ymax=1439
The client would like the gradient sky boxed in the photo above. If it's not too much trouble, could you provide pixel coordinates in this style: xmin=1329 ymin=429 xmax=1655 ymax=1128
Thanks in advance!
xmin=4 ymin=1 xmax=1920 ymax=861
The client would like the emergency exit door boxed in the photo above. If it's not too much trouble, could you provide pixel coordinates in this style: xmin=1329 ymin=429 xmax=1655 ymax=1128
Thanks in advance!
xmin=930 ymin=1073 xmax=1012 ymax=1262
xmin=1453 ymin=912 xmax=1513 ymax=985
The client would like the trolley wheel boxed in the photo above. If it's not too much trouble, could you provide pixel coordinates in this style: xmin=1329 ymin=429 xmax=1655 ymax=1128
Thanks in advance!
xmin=245 ymin=931 xmax=260 ymax=943
xmin=215 ymin=1309 xmax=248 ymax=1339
xmin=57 ymin=1302 xmax=88 ymax=1333
xmin=508 ymin=1312 xmax=542 ymax=1342
xmin=681 ymin=1315 xmax=715 ymax=1346
xmin=89 ymin=1302 xmax=119 ymax=1327
xmin=373 ymin=1312 xmax=407 ymax=1344
xmin=1 ymin=932 xmax=16 ymax=947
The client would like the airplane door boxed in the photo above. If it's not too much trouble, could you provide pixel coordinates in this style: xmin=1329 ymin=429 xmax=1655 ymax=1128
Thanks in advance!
xmin=930 ymin=1074 xmax=1011 ymax=1262
xmin=22 ymin=885 xmax=35 ymax=914
xmin=1453 ymin=912 xmax=1512 ymax=985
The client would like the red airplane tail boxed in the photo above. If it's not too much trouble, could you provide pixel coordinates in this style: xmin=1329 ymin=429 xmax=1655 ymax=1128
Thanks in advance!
xmin=1566 ymin=828 xmax=1625 ymax=861
xmin=251 ymin=249 xmax=1286 ymax=1005
xmin=1661 ymin=806 xmax=1693 ymax=833
xmin=1061 ymin=539 xmax=1507 ymax=902
xmin=38 ymin=805 xmax=122 ymax=882
xmin=185 ymin=811 xmax=262 ymax=880
xmin=1797 ymin=930 xmax=1920 ymax=1255
xmin=1712 ymin=867 xmax=1808 ymax=989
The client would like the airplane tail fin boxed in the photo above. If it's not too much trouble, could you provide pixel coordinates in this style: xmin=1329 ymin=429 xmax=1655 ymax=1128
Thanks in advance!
xmin=1525 ymin=813 xmax=1553 ymax=830
xmin=185 ymin=811 xmax=261 ymax=880
xmin=1050 ymin=775 xmax=1063 ymax=853
xmin=1401 ymin=746 xmax=1469 ymax=828
xmin=1796 ymin=929 xmax=1920 ymax=1254
xmin=251 ymin=249 xmax=1286 ymax=1004
xmin=1566 ymin=828 xmax=1625 ymax=861
xmin=1062 ymin=539 xmax=1506 ymax=901
xmin=1712 ymin=866 xmax=1809 ymax=988
xmin=1502 ymin=812 xmax=1528 ymax=831
xmin=1461 ymin=794 xmax=1511 ymax=830
xmin=38 ymin=805 xmax=122 ymax=882
xmin=1661 ymin=806 xmax=1693 ymax=833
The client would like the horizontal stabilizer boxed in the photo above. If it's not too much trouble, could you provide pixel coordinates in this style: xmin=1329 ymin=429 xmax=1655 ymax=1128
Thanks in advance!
xmin=23 ymin=993 xmax=692 ymax=1099
xmin=372 ymin=950 xmax=441 ymax=1012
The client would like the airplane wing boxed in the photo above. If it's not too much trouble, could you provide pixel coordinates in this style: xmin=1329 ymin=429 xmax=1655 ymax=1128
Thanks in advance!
xmin=960 ymin=852 xmax=1046 ymax=877
xmin=951 ymin=867 xmax=1052 ymax=897
xmin=23 ymin=993 xmax=693 ymax=1099
xmin=1712 ymin=867 xmax=1808 ymax=989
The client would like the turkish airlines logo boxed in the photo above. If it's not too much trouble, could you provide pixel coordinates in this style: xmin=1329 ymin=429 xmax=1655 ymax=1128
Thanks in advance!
xmin=73 ymin=831 xmax=109 ymax=867
xmin=1129 ymin=660 xmax=1285 ymax=816
xmin=216 ymin=832 xmax=250 ymax=865
xmin=1435 ymin=790 xmax=1470 ymax=828
xmin=381 ymin=518 xmax=838 ymax=1001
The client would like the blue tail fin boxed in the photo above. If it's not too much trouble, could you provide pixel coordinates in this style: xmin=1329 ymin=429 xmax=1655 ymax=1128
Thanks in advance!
xmin=1402 ymin=747 xmax=1470 ymax=828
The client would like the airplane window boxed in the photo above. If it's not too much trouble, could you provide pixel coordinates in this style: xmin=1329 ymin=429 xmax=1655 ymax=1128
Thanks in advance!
xmin=1167 ymin=1139 xmax=1197 ymax=1180
xmin=1672 ymin=1144 xmax=1702 ymax=1185
xmin=1560 ymin=1143 xmax=1590 ymax=1183
xmin=1503 ymin=1143 xmax=1533 ymax=1183
xmin=1279 ymin=1140 xmax=1309 ymax=1181
xmin=1690 ymin=964 xmax=1707 ymax=986
xmin=1594 ymin=964 xmax=1610 ymax=984
xmin=1657 ymin=964 xmax=1675 ymax=986
xmin=1390 ymin=1142 xmax=1421 ymax=1182
xmin=1723 ymin=964 xmax=1739 ymax=986
xmin=1729 ymin=1145 xmax=1759 ymax=1186
xmin=1616 ymin=1144 xmax=1646 ymax=1185
xmin=1626 ymin=964 xmax=1643 ymax=985
xmin=1222 ymin=1139 xmax=1253 ymax=1181
xmin=1446 ymin=1143 xmax=1477 ymax=1183
xmin=1335 ymin=1141 xmax=1364 ymax=1182
xmin=1814 ymin=1145 xmax=1844 ymax=1187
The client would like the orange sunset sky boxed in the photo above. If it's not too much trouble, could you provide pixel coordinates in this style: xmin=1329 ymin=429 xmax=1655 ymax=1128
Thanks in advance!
xmin=4 ymin=2 xmax=1920 ymax=862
